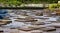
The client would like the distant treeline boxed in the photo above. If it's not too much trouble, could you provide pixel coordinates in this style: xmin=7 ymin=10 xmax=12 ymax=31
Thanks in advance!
xmin=0 ymin=0 xmax=59 ymax=6
xmin=18 ymin=0 xmax=59 ymax=4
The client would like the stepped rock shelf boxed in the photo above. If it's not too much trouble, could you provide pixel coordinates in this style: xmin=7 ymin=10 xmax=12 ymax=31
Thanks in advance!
xmin=0 ymin=9 xmax=60 ymax=33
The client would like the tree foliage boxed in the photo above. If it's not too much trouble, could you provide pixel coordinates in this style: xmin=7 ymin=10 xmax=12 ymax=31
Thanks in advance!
xmin=0 ymin=0 xmax=59 ymax=6
xmin=0 ymin=0 xmax=21 ymax=6
xmin=17 ymin=0 xmax=59 ymax=4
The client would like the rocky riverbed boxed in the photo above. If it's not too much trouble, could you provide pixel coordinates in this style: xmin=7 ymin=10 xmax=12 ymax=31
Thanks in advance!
xmin=0 ymin=9 xmax=60 ymax=33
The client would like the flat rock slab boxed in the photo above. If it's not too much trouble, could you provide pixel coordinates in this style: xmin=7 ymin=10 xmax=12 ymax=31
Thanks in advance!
xmin=4 ymin=29 xmax=19 ymax=33
xmin=30 ymin=30 xmax=43 ymax=33
xmin=15 ymin=19 xmax=37 ymax=22
xmin=0 ymin=20 xmax=12 ymax=25
xmin=15 ymin=17 xmax=37 ymax=22
xmin=31 ymin=22 xmax=45 ymax=25
xmin=29 ymin=25 xmax=42 ymax=29
xmin=51 ymin=23 xmax=60 ymax=28
xmin=18 ymin=27 xmax=33 ymax=31
xmin=41 ymin=27 xmax=56 ymax=32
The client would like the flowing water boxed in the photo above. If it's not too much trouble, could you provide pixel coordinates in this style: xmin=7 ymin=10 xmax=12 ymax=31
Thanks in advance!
xmin=1 ymin=9 xmax=60 ymax=33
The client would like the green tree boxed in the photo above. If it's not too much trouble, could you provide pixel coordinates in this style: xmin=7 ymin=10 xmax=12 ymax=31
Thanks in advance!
xmin=0 ymin=0 xmax=21 ymax=6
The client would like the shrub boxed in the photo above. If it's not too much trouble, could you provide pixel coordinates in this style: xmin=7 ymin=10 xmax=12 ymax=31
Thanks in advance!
xmin=49 ymin=4 xmax=57 ymax=9
xmin=58 ymin=3 xmax=60 ymax=8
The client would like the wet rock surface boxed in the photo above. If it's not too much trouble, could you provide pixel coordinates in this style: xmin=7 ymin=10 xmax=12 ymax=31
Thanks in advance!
xmin=0 ymin=20 xmax=12 ymax=25
xmin=0 ymin=10 xmax=60 ymax=33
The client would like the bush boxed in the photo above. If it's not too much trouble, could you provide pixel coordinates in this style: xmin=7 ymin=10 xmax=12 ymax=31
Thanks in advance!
xmin=58 ymin=3 xmax=60 ymax=8
xmin=49 ymin=4 xmax=57 ymax=9
xmin=8 ymin=1 xmax=21 ymax=6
